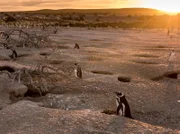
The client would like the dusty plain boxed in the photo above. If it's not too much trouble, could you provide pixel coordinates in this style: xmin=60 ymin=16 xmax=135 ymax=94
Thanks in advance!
xmin=0 ymin=26 xmax=179 ymax=133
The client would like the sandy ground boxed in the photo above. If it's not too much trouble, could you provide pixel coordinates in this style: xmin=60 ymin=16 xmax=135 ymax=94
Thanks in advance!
xmin=0 ymin=26 xmax=180 ymax=131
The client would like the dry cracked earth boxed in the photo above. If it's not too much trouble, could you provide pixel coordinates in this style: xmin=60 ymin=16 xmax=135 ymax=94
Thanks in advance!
xmin=0 ymin=26 xmax=180 ymax=134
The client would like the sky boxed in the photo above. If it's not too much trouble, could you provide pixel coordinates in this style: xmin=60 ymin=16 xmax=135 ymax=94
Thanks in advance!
xmin=0 ymin=0 xmax=180 ymax=13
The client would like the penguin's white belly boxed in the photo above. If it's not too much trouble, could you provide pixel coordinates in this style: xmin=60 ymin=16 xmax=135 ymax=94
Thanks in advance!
xmin=169 ymin=53 xmax=175 ymax=62
xmin=122 ymin=103 xmax=125 ymax=116
xmin=74 ymin=69 xmax=78 ymax=77
xmin=116 ymin=99 xmax=119 ymax=107
xmin=118 ymin=104 xmax=125 ymax=116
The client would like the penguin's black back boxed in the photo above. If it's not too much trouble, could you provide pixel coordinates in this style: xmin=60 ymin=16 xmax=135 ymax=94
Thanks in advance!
xmin=12 ymin=49 xmax=18 ymax=58
xmin=9 ymin=48 xmax=18 ymax=59
xmin=77 ymin=66 xmax=82 ymax=78
xmin=120 ymin=96 xmax=133 ymax=119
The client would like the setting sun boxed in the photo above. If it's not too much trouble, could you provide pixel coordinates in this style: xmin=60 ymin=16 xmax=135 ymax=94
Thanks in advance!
xmin=142 ymin=0 xmax=180 ymax=13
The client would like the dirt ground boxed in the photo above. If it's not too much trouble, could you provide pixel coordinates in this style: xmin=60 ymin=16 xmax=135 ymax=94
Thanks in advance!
xmin=0 ymin=26 xmax=180 ymax=132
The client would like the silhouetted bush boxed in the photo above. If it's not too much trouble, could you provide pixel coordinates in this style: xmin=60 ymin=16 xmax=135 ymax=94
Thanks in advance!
xmin=4 ymin=15 xmax=17 ymax=23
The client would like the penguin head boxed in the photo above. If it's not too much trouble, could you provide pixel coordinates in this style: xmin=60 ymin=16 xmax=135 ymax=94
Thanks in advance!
xmin=114 ymin=91 xmax=124 ymax=98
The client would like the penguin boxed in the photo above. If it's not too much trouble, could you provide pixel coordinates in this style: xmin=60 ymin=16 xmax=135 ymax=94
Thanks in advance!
xmin=168 ymin=50 xmax=176 ymax=64
xmin=74 ymin=63 xmax=82 ymax=79
xmin=0 ymin=32 xmax=9 ymax=40
xmin=53 ymin=27 xmax=58 ymax=34
xmin=74 ymin=43 xmax=80 ymax=49
xmin=114 ymin=91 xmax=133 ymax=119
xmin=9 ymin=48 xmax=17 ymax=59
xmin=167 ymin=28 xmax=170 ymax=35
xmin=168 ymin=49 xmax=176 ymax=71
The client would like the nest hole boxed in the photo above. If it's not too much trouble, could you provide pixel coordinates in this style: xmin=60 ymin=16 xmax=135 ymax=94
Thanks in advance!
xmin=164 ymin=72 xmax=179 ymax=79
xmin=24 ymin=90 xmax=47 ymax=97
xmin=117 ymin=76 xmax=131 ymax=82
xmin=91 ymin=70 xmax=114 ymax=75
xmin=57 ymin=46 xmax=69 ymax=49
xmin=18 ymin=53 xmax=31 ymax=58
xmin=151 ymin=71 xmax=180 ymax=81
xmin=39 ymin=52 xmax=51 ymax=56
xmin=0 ymin=66 xmax=15 ymax=73
xmin=101 ymin=109 xmax=116 ymax=115
xmin=49 ymin=60 xmax=64 ymax=65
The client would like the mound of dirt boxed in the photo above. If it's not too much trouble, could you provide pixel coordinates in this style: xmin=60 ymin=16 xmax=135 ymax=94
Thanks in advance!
xmin=0 ymin=100 xmax=179 ymax=134
xmin=0 ymin=76 xmax=28 ymax=109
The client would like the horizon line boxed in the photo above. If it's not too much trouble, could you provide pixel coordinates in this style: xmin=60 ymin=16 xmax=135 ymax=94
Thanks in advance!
xmin=0 ymin=7 xmax=162 ymax=12
xmin=0 ymin=7 xmax=177 ymax=15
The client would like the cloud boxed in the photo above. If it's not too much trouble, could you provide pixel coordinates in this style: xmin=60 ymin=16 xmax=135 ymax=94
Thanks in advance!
xmin=20 ymin=0 xmax=58 ymax=6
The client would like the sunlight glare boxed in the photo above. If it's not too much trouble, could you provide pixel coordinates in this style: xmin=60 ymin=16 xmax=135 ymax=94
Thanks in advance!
xmin=142 ymin=0 xmax=180 ymax=13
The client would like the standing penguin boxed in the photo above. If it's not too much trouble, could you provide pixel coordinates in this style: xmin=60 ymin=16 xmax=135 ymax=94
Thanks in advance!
xmin=74 ymin=43 xmax=80 ymax=49
xmin=167 ymin=28 xmax=170 ymax=35
xmin=9 ymin=47 xmax=17 ymax=59
xmin=74 ymin=63 xmax=82 ymax=79
xmin=168 ymin=49 xmax=176 ymax=71
xmin=115 ymin=91 xmax=133 ymax=119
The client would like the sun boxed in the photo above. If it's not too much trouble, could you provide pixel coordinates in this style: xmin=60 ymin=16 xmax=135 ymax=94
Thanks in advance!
xmin=142 ymin=0 xmax=180 ymax=14
xmin=157 ymin=6 xmax=180 ymax=14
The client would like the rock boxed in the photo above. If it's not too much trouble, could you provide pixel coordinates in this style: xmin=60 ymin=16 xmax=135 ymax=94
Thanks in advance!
xmin=0 ymin=76 xmax=28 ymax=109
xmin=0 ymin=49 xmax=17 ymax=60
xmin=0 ymin=100 xmax=179 ymax=134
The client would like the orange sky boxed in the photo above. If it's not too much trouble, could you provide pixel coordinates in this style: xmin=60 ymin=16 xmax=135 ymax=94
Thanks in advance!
xmin=0 ymin=0 xmax=179 ymax=13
